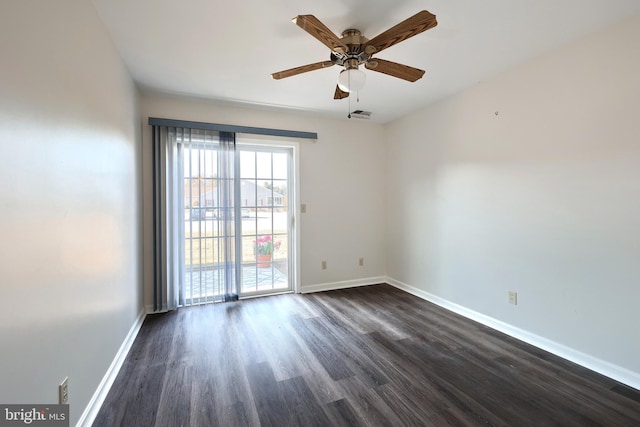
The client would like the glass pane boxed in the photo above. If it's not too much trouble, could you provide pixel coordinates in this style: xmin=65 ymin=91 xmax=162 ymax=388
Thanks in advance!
xmin=254 ymin=181 xmax=271 ymax=208
xmin=202 ymin=178 xmax=216 ymax=207
xmin=256 ymin=151 xmax=271 ymax=179
xmin=240 ymin=151 xmax=255 ymax=179
xmin=241 ymin=210 xmax=257 ymax=236
xmin=271 ymin=180 xmax=287 ymax=207
xmin=255 ymin=211 xmax=273 ymax=236
xmin=272 ymin=211 xmax=287 ymax=237
xmin=241 ymin=235 xmax=257 ymax=263
xmin=240 ymin=179 xmax=258 ymax=208
xmin=261 ymin=183 xmax=274 ymax=207
xmin=273 ymin=152 xmax=287 ymax=180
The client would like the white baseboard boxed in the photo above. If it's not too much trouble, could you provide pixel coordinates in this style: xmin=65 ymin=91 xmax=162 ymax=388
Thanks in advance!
xmin=301 ymin=276 xmax=387 ymax=294
xmin=77 ymin=310 xmax=147 ymax=427
xmin=386 ymin=277 xmax=640 ymax=391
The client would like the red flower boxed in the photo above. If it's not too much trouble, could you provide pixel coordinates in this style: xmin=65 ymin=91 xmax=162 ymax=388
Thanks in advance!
xmin=255 ymin=234 xmax=280 ymax=255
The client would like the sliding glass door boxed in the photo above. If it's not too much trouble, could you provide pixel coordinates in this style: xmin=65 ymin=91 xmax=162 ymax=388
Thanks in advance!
xmin=183 ymin=140 xmax=293 ymax=304
xmin=238 ymin=147 xmax=292 ymax=296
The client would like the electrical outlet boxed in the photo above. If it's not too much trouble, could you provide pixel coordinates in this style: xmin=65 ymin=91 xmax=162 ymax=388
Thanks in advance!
xmin=321 ymin=261 xmax=327 ymax=270
xmin=300 ymin=203 xmax=307 ymax=213
xmin=508 ymin=291 xmax=518 ymax=305
xmin=359 ymin=257 xmax=364 ymax=266
xmin=59 ymin=377 xmax=69 ymax=404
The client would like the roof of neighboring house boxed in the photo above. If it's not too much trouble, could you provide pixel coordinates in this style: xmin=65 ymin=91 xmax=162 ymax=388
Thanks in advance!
xmin=189 ymin=180 xmax=285 ymax=204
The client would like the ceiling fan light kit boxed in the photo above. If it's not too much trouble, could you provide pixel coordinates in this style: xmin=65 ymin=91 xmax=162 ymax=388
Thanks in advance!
xmin=337 ymin=68 xmax=366 ymax=93
xmin=272 ymin=10 xmax=437 ymax=106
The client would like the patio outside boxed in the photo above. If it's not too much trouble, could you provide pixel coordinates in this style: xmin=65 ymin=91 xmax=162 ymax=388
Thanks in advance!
xmin=183 ymin=208 xmax=289 ymax=301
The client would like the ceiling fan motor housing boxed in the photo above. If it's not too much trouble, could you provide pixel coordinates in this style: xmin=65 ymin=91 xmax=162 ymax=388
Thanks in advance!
xmin=332 ymin=29 xmax=374 ymax=69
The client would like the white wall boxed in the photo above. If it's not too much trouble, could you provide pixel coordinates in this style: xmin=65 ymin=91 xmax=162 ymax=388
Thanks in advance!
xmin=0 ymin=1 xmax=143 ymax=425
xmin=386 ymin=14 xmax=640 ymax=381
xmin=140 ymin=93 xmax=387 ymax=306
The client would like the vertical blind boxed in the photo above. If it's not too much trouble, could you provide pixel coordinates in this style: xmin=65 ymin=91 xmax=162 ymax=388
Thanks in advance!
xmin=151 ymin=126 xmax=238 ymax=312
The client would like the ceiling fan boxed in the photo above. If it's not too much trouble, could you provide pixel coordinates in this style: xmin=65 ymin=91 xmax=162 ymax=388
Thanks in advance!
xmin=272 ymin=10 xmax=437 ymax=100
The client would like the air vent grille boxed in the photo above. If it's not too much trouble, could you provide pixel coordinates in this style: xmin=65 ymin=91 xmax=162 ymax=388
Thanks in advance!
xmin=350 ymin=110 xmax=371 ymax=119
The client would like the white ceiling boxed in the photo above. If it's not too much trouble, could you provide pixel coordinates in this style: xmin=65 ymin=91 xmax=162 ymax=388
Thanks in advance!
xmin=91 ymin=0 xmax=640 ymax=123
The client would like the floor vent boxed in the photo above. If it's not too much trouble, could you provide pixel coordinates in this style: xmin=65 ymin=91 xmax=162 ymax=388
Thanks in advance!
xmin=349 ymin=110 xmax=371 ymax=119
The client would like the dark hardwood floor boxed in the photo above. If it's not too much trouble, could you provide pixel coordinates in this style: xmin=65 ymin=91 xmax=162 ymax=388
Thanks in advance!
xmin=94 ymin=284 xmax=640 ymax=426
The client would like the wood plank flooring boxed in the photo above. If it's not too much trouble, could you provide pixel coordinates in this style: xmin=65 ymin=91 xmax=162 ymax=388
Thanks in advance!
xmin=94 ymin=284 xmax=640 ymax=426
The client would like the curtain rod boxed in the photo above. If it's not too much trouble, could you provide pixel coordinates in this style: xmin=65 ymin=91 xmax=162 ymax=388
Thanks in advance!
xmin=148 ymin=117 xmax=317 ymax=140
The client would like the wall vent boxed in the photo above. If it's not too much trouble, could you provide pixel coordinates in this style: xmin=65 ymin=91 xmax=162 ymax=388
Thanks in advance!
xmin=349 ymin=110 xmax=371 ymax=119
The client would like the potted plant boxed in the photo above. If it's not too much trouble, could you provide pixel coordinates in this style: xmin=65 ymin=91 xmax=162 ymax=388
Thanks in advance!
xmin=255 ymin=235 xmax=281 ymax=268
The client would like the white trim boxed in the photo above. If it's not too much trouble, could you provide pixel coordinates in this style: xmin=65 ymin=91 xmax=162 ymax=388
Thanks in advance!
xmin=237 ymin=140 xmax=299 ymax=297
xmin=292 ymin=143 xmax=301 ymax=295
xmin=386 ymin=277 xmax=640 ymax=391
xmin=77 ymin=310 xmax=147 ymax=427
xmin=300 ymin=276 xmax=387 ymax=294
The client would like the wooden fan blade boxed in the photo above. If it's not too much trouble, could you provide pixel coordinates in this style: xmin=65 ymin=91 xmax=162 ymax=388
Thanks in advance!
xmin=365 ymin=58 xmax=425 ymax=82
xmin=334 ymin=85 xmax=349 ymax=100
xmin=272 ymin=61 xmax=334 ymax=80
xmin=293 ymin=15 xmax=348 ymax=53
xmin=364 ymin=10 xmax=437 ymax=54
